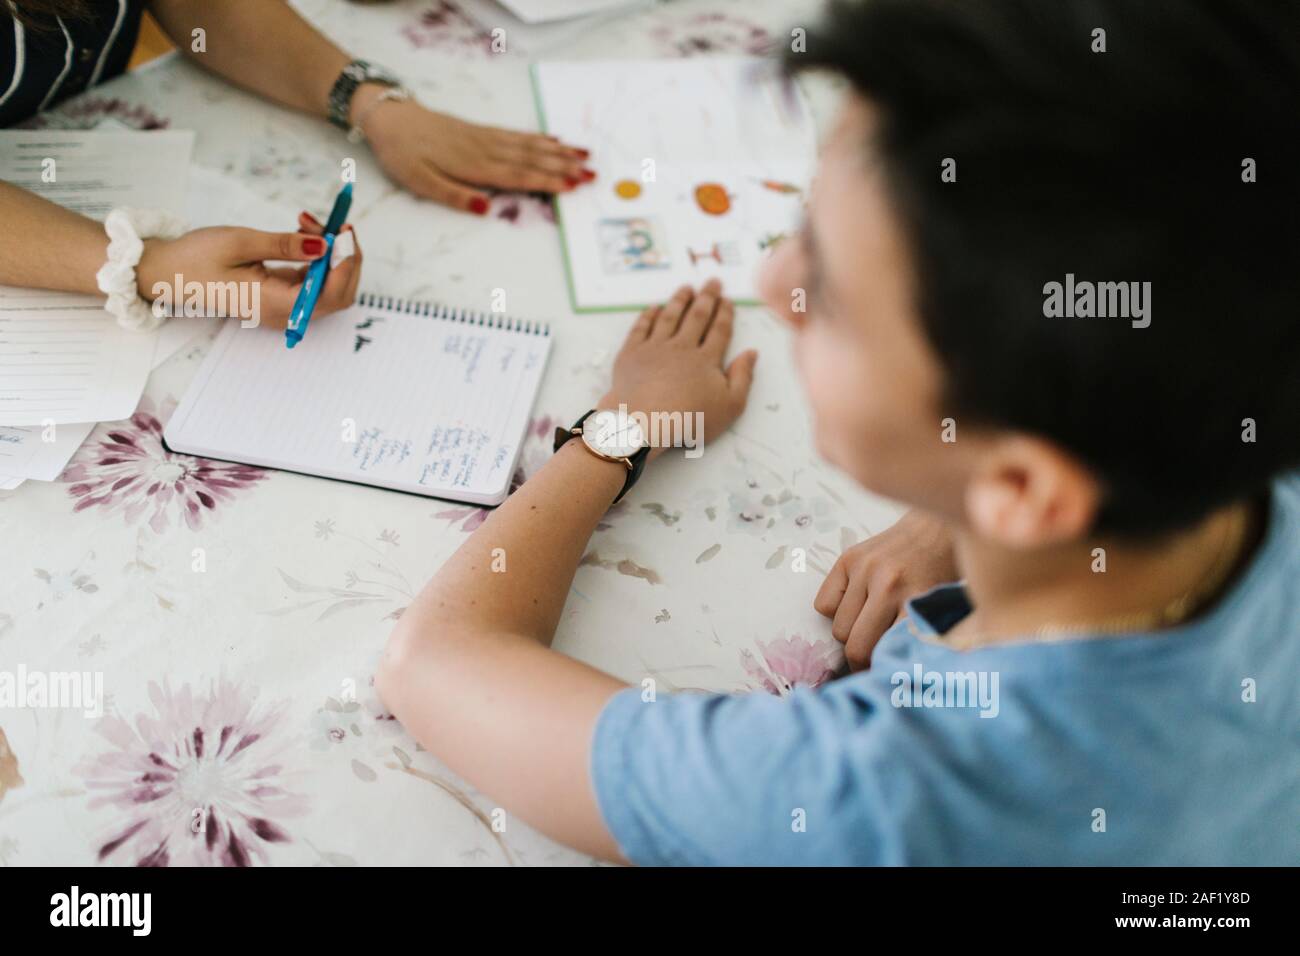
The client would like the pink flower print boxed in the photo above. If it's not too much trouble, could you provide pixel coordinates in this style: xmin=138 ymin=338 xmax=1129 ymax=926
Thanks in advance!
xmin=401 ymin=1 xmax=496 ymax=55
xmin=492 ymin=191 xmax=557 ymax=226
xmin=652 ymin=14 xmax=774 ymax=58
xmin=433 ymin=503 xmax=490 ymax=533
xmin=528 ymin=414 xmax=557 ymax=442
xmin=18 ymin=96 xmax=169 ymax=131
xmin=63 ymin=397 xmax=267 ymax=534
xmin=742 ymin=635 xmax=841 ymax=695
xmin=76 ymin=680 xmax=308 ymax=867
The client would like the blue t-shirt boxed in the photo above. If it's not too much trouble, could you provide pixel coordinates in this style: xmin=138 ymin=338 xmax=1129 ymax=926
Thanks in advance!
xmin=590 ymin=474 xmax=1300 ymax=865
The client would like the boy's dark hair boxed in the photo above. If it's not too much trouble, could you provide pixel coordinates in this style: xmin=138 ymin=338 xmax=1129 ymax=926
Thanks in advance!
xmin=787 ymin=0 xmax=1300 ymax=536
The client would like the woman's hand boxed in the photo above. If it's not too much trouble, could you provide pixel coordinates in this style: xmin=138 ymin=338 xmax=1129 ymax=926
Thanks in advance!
xmin=362 ymin=95 xmax=593 ymax=213
xmin=599 ymin=279 xmax=759 ymax=460
xmin=815 ymin=510 xmax=959 ymax=670
xmin=135 ymin=214 xmax=362 ymax=329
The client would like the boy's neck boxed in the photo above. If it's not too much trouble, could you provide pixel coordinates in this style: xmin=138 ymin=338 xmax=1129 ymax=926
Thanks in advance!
xmin=947 ymin=500 xmax=1263 ymax=646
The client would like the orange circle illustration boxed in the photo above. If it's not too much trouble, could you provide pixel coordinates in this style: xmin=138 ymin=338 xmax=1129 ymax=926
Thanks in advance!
xmin=614 ymin=179 xmax=642 ymax=199
xmin=694 ymin=183 xmax=731 ymax=215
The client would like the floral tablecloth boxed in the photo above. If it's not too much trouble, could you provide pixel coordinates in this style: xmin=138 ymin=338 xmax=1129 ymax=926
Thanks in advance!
xmin=0 ymin=0 xmax=900 ymax=866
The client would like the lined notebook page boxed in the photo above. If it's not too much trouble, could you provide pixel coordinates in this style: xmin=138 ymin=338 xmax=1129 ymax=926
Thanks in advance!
xmin=164 ymin=295 xmax=552 ymax=505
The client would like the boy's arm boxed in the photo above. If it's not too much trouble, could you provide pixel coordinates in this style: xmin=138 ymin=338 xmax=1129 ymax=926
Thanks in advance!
xmin=376 ymin=281 xmax=757 ymax=862
xmin=381 ymin=439 xmax=632 ymax=862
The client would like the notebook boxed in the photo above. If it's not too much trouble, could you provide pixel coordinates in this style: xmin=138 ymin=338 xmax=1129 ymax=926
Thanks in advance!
xmin=531 ymin=58 xmax=816 ymax=312
xmin=163 ymin=293 xmax=553 ymax=506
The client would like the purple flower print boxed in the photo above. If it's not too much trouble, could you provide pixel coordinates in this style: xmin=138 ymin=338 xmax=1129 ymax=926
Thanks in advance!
xmin=18 ymin=97 xmax=169 ymax=130
xmin=434 ymin=502 xmax=492 ymax=533
xmin=401 ymin=1 xmax=496 ymax=55
xmin=741 ymin=634 xmax=841 ymax=695
xmin=434 ymin=414 xmax=557 ymax=532
xmin=63 ymin=396 xmax=267 ymax=534
xmin=652 ymin=14 xmax=774 ymax=58
xmin=492 ymin=191 xmax=557 ymax=226
xmin=76 ymin=680 xmax=308 ymax=867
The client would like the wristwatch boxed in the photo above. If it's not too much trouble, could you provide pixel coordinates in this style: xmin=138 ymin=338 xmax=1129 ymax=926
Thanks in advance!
xmin=554 ymin=409 xmax=650 ymax=504
xmin=327 ymin=59 xmax=408 ymax=134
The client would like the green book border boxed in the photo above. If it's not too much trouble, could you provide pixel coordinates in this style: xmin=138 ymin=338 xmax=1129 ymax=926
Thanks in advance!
xmin=528 ymin=61 xmax=763 ymax=315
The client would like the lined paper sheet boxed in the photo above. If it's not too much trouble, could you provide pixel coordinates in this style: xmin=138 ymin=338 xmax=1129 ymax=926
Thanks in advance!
xmin=0 ymin=130 xmax=195 ymax=428
xmin=0 ymin=285 xmax=158 ymax=426
xmin=0 ymin=129 xmax=194 ymax=220
xmin=164 ymin=297 xmax=552 ymax=506
xmin=0 ymin=421 xmax=95 ymax=482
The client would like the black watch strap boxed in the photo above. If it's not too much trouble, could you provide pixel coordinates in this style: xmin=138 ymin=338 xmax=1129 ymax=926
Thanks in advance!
xmin=553 ymin=409 xmax=650 ymax=505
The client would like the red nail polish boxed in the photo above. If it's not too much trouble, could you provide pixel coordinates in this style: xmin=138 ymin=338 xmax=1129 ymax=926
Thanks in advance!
xmin=576 ymin=148 xmax=590 ymax=159
xmin=564 ymin=176 xmax=579 ymax=189
xmin=580 ymin=168 xmax=596 ymax=182
xmin=469 ymin=196 xmax=490 ymax=215
xmin=303 ymin=237 xmax=325 ymax=255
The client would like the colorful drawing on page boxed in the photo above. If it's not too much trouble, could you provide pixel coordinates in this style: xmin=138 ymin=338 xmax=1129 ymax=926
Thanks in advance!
xmin=758 ymin=232 xmax=788 ymax=252
xmin=756 ymin=178 xmax=802 ymax=195
xmin=687 ymin=242 xmax=741 ymax=267
xmin=599 ymin=217 xmax=671 ymax=274
xmin=694 ymin=183 xmax=731 ymax=216
xmin=535 ymin=58 xmax=817 ymax=309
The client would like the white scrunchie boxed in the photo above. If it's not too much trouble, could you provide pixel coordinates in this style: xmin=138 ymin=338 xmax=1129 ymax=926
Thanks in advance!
xmin=95 ymin=207 xmax=188 ymax=331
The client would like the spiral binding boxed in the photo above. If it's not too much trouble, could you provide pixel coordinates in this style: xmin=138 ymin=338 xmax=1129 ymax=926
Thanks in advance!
xmin=357 ymin=291 xmax=550 ymax=336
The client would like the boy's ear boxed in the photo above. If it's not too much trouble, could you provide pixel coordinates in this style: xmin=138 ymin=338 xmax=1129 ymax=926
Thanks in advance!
xmin=964 ymin=435 xmax=1102 ymax=548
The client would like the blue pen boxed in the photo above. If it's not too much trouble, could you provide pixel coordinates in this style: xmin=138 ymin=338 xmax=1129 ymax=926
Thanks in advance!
xmin=285 ymin=181 xmax=353 ymax=349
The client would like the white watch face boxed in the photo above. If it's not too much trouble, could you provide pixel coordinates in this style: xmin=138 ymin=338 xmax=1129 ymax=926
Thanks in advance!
xmin=583 ymin=410 xmax=645 ymax=459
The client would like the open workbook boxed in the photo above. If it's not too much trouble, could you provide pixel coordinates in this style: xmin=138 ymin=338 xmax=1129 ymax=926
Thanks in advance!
xmin=532 ymin=57 xmax=817 ymax=312
xmin=164 ymin=294 xmax=552 ymax=506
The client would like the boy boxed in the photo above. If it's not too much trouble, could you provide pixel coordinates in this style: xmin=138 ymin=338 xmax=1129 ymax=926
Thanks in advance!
xmin=376 ymin=0 xmax=1299 ymax=864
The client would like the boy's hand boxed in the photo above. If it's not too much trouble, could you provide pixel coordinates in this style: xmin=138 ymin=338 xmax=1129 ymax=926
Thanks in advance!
xmin=815 ymin=510 xmax=958 ymax=670
xmin=599 ymin=280 xmax=759 ymax=461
